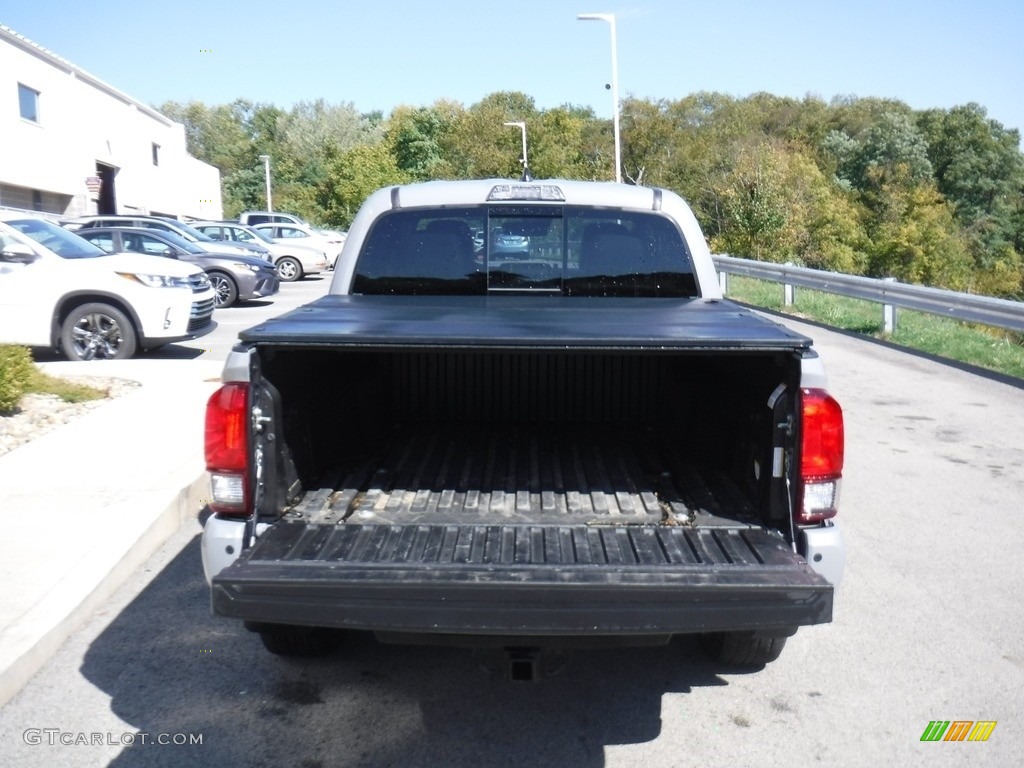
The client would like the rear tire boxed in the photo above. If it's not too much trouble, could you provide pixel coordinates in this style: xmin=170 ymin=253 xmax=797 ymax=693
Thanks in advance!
xmin=257 ymin=625 xmax=341 ymax=657
xmin=60 ymin=302 xmax=137 ymax=360
xmin=276 ymin=257 xmax=302 ymax=282
xmin=699 ymin=631 xmax=788 ymax=667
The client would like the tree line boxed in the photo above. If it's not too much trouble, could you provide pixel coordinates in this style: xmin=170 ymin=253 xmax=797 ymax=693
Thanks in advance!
xmin=159 ymin=91 xmax=1024 ymax=298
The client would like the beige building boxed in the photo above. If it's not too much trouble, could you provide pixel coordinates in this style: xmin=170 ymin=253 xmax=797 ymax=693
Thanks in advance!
xmin=1 ymin=24 xmax=222 ymax=220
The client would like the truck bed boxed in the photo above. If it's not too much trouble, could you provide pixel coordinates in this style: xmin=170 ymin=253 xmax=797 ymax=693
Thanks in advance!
xmin=213 ymin=295 xmax=829 ymax=638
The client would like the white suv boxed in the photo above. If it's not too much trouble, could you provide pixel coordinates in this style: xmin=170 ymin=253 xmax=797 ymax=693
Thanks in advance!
xmin=0 ymin=214 xmax=215 ymax=360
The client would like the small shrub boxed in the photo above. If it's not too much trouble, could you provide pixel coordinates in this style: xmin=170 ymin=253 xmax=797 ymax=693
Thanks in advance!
xmin=0 ymin=345 xmax=36 ymax=413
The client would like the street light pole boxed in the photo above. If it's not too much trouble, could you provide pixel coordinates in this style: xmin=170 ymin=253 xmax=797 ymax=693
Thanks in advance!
xmin=577 ymin=12 xmax=622 ymax=183
xmin=258 ymin=154 xmax=273 ymax=212
xmin=503 ymin=121 xmax=529 ymax=179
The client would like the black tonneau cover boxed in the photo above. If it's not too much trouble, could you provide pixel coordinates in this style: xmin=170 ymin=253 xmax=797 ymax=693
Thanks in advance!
xmin=239 ymin=295 xmax=812 ymax=351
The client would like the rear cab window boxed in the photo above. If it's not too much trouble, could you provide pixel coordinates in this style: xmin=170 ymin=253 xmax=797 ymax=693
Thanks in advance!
xmin=351 ymin=206 xmax=698 ymax=297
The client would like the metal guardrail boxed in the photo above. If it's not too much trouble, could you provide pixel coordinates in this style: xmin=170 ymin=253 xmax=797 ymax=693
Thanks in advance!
xmin=713 ymin=254 xmax=1024 ymax=334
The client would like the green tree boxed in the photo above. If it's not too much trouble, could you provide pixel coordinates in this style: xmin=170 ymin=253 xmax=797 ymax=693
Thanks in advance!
xmin=528 ymin=105 xmax=598 ymax=180
xmin=277 ymin=99 xmax=370 ymax=178
xmin=221 ymin=167 xmax=265 ymax=219
xmin=387 ymin=104 xmax=454 ymax=180
xmin=160 ymin=89 xmax=1022 ymax=297
xmin=710 ymin=141 xmax=866 ymax=272
xmin=826 ymin=95 xmax=916 ymax=140
xmin=825 ymin=111 xmax=933 ymax=192
xmin=864 ymin=167 xmax=973 ymax=289
xmin=268 ymin=100 xmax=375 ymax=220
xmin=443 ymin=92 xmax=539 ymax=178
xmin=316 ymin=142 xmax=410 ymax=229
xmin=918 ymin=104 xmax=1024 ymax=253
xmin=620 ymin=97 xmax=678 ymax=187
xmin=712 ymin=143 xmax=789 ymax=261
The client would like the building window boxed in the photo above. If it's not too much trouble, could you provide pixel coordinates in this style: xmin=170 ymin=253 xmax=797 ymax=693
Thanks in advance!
xmin=152 ymin=143 xmax=160 ymax=166
xmin=18 ymin=83 xmax=40 ymax=123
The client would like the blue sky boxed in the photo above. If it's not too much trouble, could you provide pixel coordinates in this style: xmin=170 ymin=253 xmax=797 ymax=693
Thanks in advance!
xmin=4 ymin=0 xmax=1023 ymax=134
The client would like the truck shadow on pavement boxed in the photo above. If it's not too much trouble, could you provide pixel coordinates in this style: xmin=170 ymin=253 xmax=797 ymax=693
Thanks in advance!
xmin=81 ymin=532 xmax=756 ymax=768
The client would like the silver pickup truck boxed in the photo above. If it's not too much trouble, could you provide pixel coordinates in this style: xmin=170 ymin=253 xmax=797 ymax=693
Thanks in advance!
xmin=201 ymin=179 xmax=845 ymax=677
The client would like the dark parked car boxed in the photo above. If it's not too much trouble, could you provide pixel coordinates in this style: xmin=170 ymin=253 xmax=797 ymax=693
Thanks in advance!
xmin=78 ymin=228 xmax=279 ymax=308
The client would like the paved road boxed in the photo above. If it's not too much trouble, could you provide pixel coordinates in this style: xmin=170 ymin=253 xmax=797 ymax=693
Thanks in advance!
xmin=1 ymin=301 xmax=1021 ymax=767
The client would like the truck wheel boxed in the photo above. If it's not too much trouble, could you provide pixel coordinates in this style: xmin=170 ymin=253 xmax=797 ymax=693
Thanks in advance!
xmin=699 ymin=631 xmax=788 ymax=667
xmin=208 ymin=271 xmax=239 ymax=308
xmin=257 ymin=625 xmax=340 ymax=656
xmin=60 ymin=303 xmax=137 ymax=360
xmin=276 ymin=257 xmax=302 ymax=282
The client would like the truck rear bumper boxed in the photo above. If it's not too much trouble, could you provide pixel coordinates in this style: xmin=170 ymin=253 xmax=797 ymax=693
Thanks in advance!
xmin=211 ymin=521 xmax=833 ymax=636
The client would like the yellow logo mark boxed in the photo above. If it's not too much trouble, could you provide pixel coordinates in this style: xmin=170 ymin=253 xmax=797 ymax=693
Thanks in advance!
xmin=966 ymin=721 xmax=997 ymax=742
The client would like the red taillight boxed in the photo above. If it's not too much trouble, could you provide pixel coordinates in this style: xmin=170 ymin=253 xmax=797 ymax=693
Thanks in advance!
xmin=798 ymin=388 xmax=844 ymax=523
xmin=205 ymin=383 xmax=250 ymax=515
xmin=801 ymin=389 xmax=844 ymax=477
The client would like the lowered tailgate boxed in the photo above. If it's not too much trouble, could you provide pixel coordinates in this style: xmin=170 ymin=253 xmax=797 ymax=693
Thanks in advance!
xmin=212 ymin=522 xmax=832 ymax=636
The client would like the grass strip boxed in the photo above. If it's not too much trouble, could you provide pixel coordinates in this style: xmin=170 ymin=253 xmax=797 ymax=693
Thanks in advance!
xmin=724 ymin=275 xmax=1024 ymax=381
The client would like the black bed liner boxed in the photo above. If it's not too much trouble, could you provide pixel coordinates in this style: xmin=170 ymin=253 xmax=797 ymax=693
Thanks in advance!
xmin=286 ymin=424 xmax=763 ymax=527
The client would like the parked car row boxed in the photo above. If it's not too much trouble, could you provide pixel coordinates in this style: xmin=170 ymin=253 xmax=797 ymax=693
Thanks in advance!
xmin=1 ymin=213 xmax=215 ymax=360
xmin=75 ymin=228 xmax=278 ymax=308
xmin=189 ymin=221 xmax=328 ymax=282
xmin=233 ymin=210 xmax=347 ymax=268
xmin=63 ymin=214 xmax=334 ymax=285
xmin=62 ymin=215 xmax=271 ymax=261
xmin=0 ymin=211 xmax=329 ymax=361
